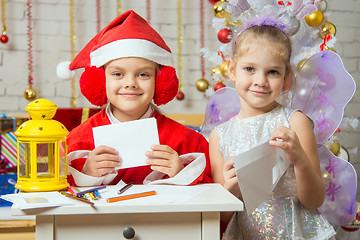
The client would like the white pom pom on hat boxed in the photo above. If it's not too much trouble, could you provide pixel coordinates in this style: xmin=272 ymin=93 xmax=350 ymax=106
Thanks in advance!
xmin=56 ymin=61 xmax=75 ymax=80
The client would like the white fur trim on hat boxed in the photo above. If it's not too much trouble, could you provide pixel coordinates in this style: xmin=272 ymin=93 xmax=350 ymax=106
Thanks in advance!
xmin=90 ymin=39 xmax=175 ymax=67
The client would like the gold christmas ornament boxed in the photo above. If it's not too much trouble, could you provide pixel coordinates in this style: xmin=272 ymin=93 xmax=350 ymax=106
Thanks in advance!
xmin=195 ymin=78 xmax=210 ymax=92
xmin=305 ymin=10 xmax=324 ymax=27
xmin=219 ymin=60 xmax=229 ymax=78
xmin=24 ymin=87 xmax=38 ymax=100
xmin=297 ymin=58 xmax=308 ymax=71
xmin=213 ymin=1 xmax=229 ymax=19
xmin=318 ymin=21 xmax=336 ymax=39
xmin=211 ymin=65 xmax=222 ymax=77
xmin=225 ymin=18 xmax=241 ymax=27
xmin=328 ymin=142 xmax=340 ymax=156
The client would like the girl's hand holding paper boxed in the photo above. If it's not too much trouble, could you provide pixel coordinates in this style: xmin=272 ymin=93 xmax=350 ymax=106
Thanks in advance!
xmin=82 ymin=145 xmax=122 ymax=177
xmin=145 ymin=145 xmax=184 ymax=178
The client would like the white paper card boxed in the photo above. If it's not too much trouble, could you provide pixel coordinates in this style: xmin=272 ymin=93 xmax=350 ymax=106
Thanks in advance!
xmin=93 ymin=118 xmax=159 ymax=169
xmin=1 ymin=192 xmax=74 ymax=210
xmin=234 ymin=141 xmax=289 ymax=215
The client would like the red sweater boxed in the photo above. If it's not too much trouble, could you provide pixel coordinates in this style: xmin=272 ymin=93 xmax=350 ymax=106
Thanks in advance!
xmin=66 ymin=109 xmax=212 ymax=186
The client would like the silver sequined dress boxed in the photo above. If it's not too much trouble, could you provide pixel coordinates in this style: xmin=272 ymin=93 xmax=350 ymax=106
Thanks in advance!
xmin=216 ymin=105 xmax=336 ymax=240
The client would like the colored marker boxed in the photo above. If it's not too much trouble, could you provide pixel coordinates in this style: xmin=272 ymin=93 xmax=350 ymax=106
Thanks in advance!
xmin=76 ymin=185 xmax=106 ymax=196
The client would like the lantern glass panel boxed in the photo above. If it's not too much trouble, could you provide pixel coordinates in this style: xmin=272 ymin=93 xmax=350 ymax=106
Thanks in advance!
xmin=36 ymin=143 xmax=55 ymax=178
xmin=60 ymin=140 xmax=67 ymax=177
xmin=18 ymin=142 xmax=30 ymax=178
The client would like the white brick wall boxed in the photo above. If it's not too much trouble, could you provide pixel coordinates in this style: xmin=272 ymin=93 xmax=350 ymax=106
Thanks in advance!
xmin=325 ymin=0 xmax=360 ymax=200
xmin=0 ymin=0 xmax=360 ymax=199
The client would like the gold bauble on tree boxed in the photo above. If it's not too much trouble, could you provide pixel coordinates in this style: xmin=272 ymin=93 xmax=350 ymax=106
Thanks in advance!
xmin=213 ymin=1 xmax=229 ymax=19
xmin=328 ymin=142 xmax=341 ymax=156
xmin=24 ymin=87 xmax=38 ymax=100
xmin=195 ymin=78 xmax=210 ymax=92
xmin=297 ymin=58 xmax=308 ymax=71
xmin=219 ymin=60 xmax=229 ymax=78
xmin=305 ymin=10 xmax=324 ymax=27
xmin=318 ymin=21 xmax=336 ymax=39
xmin=211 ymin=65 xmax=222 ymax=77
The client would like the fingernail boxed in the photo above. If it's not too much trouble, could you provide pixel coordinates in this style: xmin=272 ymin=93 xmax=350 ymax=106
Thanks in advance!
xmin=146 ymin=159 xmax=150 ymax=164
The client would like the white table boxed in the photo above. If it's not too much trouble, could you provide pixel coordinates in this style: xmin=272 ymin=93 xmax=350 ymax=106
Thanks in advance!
xmin=11 ymin=184 xmax=243 ymax=240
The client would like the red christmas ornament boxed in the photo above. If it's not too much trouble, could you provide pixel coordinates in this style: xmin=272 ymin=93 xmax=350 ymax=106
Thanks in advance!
xmin=217 ymin=28 xmax=232 ymax=43
xmin=0 ymin=34 xmax=8 ymax=43
xmin=208 ymin=0 xmax=218 ymax=5
xmin=214 ymin=81 xmax=226 ymax=91
xmin=176 ymin=91 xmax=185 ymax=100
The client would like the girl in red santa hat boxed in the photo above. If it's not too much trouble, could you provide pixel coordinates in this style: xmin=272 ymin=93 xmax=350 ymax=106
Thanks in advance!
xmin=62 ymin=10 xmax=212 ymax=187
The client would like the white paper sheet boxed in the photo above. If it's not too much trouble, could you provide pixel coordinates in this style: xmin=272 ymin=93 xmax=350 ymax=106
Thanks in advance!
xmin=92 ymin=117 xmax=159 ymax=169
xmin=1 ymin=192 xmax=74 ymax=210
xmin=234 ymin=140 xmax=289 ymax=215
xmin=98 ymin=184 xmax=210 ymax=204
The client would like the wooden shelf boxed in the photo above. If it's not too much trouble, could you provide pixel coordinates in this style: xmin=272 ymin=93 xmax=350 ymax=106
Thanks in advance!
xmin=0 ymin=220 xmax=35 ymax=240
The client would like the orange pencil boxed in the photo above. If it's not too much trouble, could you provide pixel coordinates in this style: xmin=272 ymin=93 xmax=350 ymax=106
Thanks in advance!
xmin=106 ymin=190 xmax=156 ymax=203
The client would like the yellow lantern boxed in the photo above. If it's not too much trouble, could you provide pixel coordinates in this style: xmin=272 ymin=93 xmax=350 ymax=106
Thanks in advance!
xmin=14 ymin=99 xmax=69 ymax=192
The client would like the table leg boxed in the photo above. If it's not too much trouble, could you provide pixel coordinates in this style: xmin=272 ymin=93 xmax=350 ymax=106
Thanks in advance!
xmin=202 ymin=212 xmax=220 ymax=240
xmin=36 ymin=215 xmax=54 ymax=240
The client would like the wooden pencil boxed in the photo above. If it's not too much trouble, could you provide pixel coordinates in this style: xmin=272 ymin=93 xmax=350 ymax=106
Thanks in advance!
xmin=106 ymin=190 xmax=156 ymax=203
xmin=60 ymin=191 xmax=95 ymax=206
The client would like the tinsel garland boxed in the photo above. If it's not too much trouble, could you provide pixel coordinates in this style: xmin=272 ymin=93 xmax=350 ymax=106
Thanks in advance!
xmin=117 ymin=0 xmax=122 ymax=15
xmin=177 ymin=0 xmax=183 ymax=92
xmin=70 ymin=0 xmax=76 ymax=107
xmin=200 ymin=0 xmax=205 ymax=77
xmin=26 ymin=0 xmax=34 ymax=88
xmin=96 ymin=0 xmax=101 ymax=33
xmin=146 ymin=0 xmax=151 ymax=23
xmin=1 ymin=0 xmax=7 ymax=39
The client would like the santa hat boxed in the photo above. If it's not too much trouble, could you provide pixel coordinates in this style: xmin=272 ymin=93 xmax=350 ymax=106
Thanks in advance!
xmin=58 ymin=10 xmax=178 ymax=106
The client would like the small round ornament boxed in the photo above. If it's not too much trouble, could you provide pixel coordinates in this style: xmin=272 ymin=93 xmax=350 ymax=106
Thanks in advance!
xmin=195 ymin=78 xmax=210 ymax=92
xmin=305 ymin=10 xmax=324 ymax=27
xmin=219 ymin=60 xmax=229 ymax=78
xmin=328 ymin=142 xmax=340 ymax=156
xmin=288 ymin=16 xmax=300 ymax=36
xmin=213 ymin=1 xmax=229 ymax=19
xmin=214 ymin=81 xmax=225 ymax=91
xmin=176 ymin=91 xmax=185 ymax=100
xmin=0 ymin=33 xmax=8 ymax=43
xmin=318 ymin=21 xmax=336 ymax=39
xmin=297 ymin=58 xmax=308 ymax=71
xmin=217 ymin=28 xmax=232 ymax=43
xmin=316 ymin=0 xmax=328 ymax=12
xmin=208 ymin=0 xmax=218 ymax=5
xmin=211 ymin=65 xmax=222 ymax=77
xmin=24 ymin=87 xmax=38 ymax=100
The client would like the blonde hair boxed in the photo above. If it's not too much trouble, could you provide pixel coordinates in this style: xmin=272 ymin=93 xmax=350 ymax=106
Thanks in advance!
xmin=232 ymin=25 xmax=293 ymax=78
